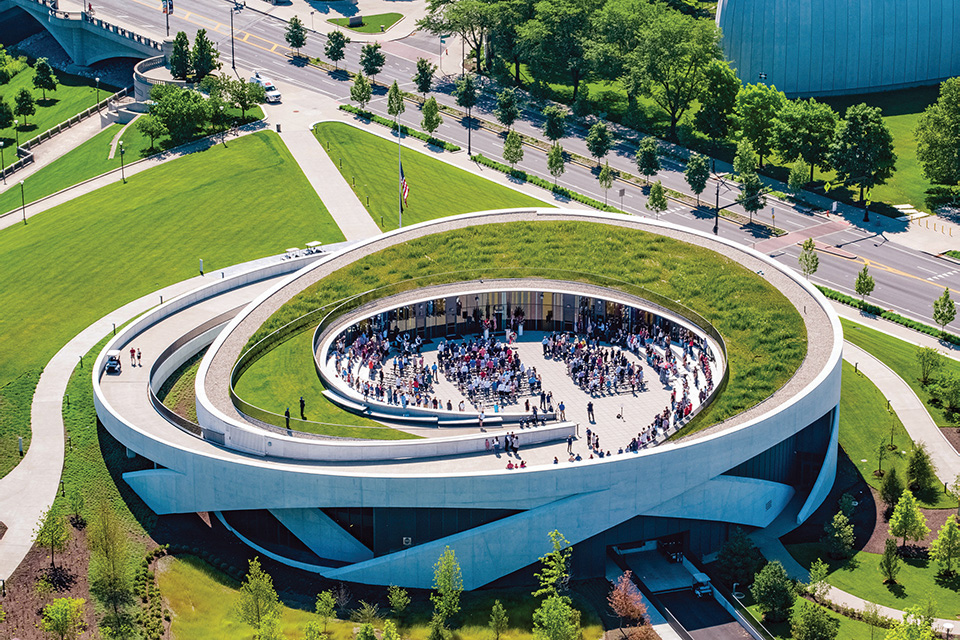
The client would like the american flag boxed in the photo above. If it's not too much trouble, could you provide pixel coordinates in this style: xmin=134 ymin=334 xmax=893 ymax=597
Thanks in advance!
xmin=400 ymin=163 xmax=409 ymax=206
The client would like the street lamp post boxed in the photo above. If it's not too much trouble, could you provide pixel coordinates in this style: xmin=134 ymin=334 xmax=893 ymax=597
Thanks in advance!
xmin=13 ymin=120 xmax=19 ymax=149
xmin=310 ymin=10 xmax=315 ymax=30
xmin=0 ymin=141 xmax=5 ymax=185
xmin=230 ymin=6 xmax=239 ymax=70
xmin=714 ymin=181 xmax=720 ymax=235
xmin=19 ymin=180 xmax=25 ymax=225
xmin=219 ymin=105 xmax=227 ymax=147
xmin=95 ymin=77 xmax=100 ymax=111
xmin=118 ymin=140 xmax=125 ymax=183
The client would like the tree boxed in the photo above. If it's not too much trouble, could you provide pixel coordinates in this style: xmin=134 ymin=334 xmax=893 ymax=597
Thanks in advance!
xmin=381 ymin=620 xmax=401 ymax=640
xmin=881 ymin=467 xmax=905 ymax=508
xmin=907 ymin=443 xmax=937 ymax=498
xmin=607 ymin=571 xmax=647 ymax=638
xmin=350 ymin=74 xmax=373 ymax=110
xmin=684 ymin=153 xmax=709 ymax=205
xmin=419 ymin=0 xmax=491 ymax=75
xmin=799 ymin=237 xmax=819 ymax=279
xmin=88 ymin=502 xmax=133 ymax=620
xmin=489 ymin=600 xmax=508 ymax=640
xmin=773 ymin=98 xmax=838 ymax=182
xmin=149 ymin=84 xmax=208 ymax=144
xmin=789 ymin=156 xmax=812 ymax=192
xmin=387 ymin=585 xmax=410 ymax=622
xmin=32 ymin=57 xmax=57 ymax=100
xmin=518 ymin=0 xmax=592 ymax=100
xmin=736 ymin=83 xmax=785 ymax=167
xmin=863 ymin=602 xmax=883 ymax=640
xmin=0 ymin=99 xmax=13 ymax=131
xmin=885 ymin=606 xmax=936 ymax=640
xmin=325 ymin=30 xmax=350 ymax=71
xmin=805 ymin=557 xmax=830 ymax=602
xmin=387 ymin=80 xmax=405 ymax=125
xmin=503 ymin=130 xmax=524 ymax=168
xmin=542 ymin=105 xmax=566 ymax=143
xmin=455 ymin=73 xmax=477 ymax=117
xmin=694 ymin=59 xmax=740 ymax=140
xmin=931 ymin=514 xmax=960 ymax=575
xmin=495 ymin=88 xmax=519 ymax=130
xmin=135 ymin=114 xmax=167 ymax=149
xmin=918 ymin=346 xmax=944 ymax=385
xmin=716 ymin=527 xmax=764 ymax=587
xmin=934 ymin=289 xmax=956 ymax=334
xmin=533 ymin=595 xmax=580 ymax=640
xmin=191 ymin=29 xmax=221 ymax=80
xmin=169 ymin=31 xmax=191 ymax=79
xmin=733 ymin=138 xmax=758 ymax=179
xmin=915 ymin=77 xmax=960 ymax=188
xmin=315 ymin=590 xmax=336 ymax=632
xmin=259 ymin=612 xmax=284 ymax=640
xmin=822 ymin=511 xmax=855 ymax=559
xmin=228 ymin=80 xmax=266 ymax=121
xmin=855 ymin=264 xmax=875 ymax=303
xmin=750 ymin=561 xmax=795 ymax=623
xmin=42 ymin=598 xmax=86 ymax=640
xmin=534 ymin=530 xmax=572 ymax=599
xmin=285 ymin=15 xmax=307 ymax=56
xmin=431 ymin=546 xmax=463 ymax=625
xmin=647 ymin=181 xmax=668 ymax=217
xmin=585 ymin=121 xmax=612 ymax=165
xmin=235 ymin=556 xmax=281 ymax=633
xmin=304 ymin=620 xmax=326 ymax=640
xmin=33 ymin=508 xmax=68 ymax=569
xmin=413 ymin=58 xmax=436 ymax=98
xmin=829 ymin=103 xmax=897 ymax=203
xmin=599 ymin=162 xmax=614 ymax=206
xmin=627 ymin=7 xmax=721 ymax=140
xmin=360 ymin=42 xmax=386 ymax=84
xmin=548 ymin=143 xmax=565 ymax=185
xmin=791 ymin=600 xmax=839 ymax=640
xmin=737 ymin=171 xmax=767 ymax=221
xmin=421 ymin=96 xmax=442 ymax=136
xmin=14 ymin=87 xmax=34 ymax=125
xmin=357 ymin=623 xmax=377 ymax=640
xmin=888 ymin=490 xmax=930 ymax=548
xmin=635 ymin=136 xmax=660 ymax=180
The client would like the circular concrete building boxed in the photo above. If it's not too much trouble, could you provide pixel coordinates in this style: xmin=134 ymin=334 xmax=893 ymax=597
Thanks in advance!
xmin=94 ymin=210 xmax=842 ymax=589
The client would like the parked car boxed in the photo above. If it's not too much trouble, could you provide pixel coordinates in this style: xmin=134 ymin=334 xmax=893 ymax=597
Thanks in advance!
xmin=250 ymin=70 xmax=282 ymax=103
xmin=105 ymin=350 xmax=122 ymax=373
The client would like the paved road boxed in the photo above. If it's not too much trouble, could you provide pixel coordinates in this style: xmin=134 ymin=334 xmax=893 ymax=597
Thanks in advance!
xmin=46 ymin=0 xmax=960 ymax=331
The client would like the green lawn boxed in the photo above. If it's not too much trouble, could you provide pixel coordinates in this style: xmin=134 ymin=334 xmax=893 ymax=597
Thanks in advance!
xmin=158 ymin=349 xmax=205 ymax=424
xmin=0 ymin=121 xmax=152 ymax=214
xmin=327 ymin=12 xmax=403 ymax=33
xmin=838 ymin=360 xmax=954 ymax=509
xmin=0 ymin=131 xmax=344 ymax=391
xmin=788 ymin=542 xmax=960 ymax=620
xmin=248 ymin=220 xmax=808 ymax=438
xmin=0 ymin=68 xmax=117 ymax=168
xmin=159 ymin=554 xmax=604 ymax=640
xmin=841 ymin=317 xmax=960 ymax=428
xmin=0 ymin=372 xmax=36 ymax=478
xmin=313 ymin=121 xmax=547 ymax=230
xmin=234 ymin=330 xmax=417 ymax=438
xmin=745 ymin=599 xmax=879 ymax=640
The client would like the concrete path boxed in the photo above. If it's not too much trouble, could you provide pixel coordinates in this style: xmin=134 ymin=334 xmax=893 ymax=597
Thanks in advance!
xmin=0 ymin=253 xmax=295 ymax=581
xmin=0 ymin=121 xmax=269 ymax=231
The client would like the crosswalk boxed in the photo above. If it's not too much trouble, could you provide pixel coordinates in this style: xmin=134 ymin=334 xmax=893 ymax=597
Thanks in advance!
xmin=930 ymin=269 xmax=960 ymax=281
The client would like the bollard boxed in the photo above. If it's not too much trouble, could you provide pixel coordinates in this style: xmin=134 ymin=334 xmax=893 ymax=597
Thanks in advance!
xmin=79 ymin=355 xmax=83 ymax=368
xmin=855 ymin=362 xmax=858 ymax=373
xmin=66 ymin=393 xmax=69 ymax=407
xmin=18 ymin=436 xmax=23 ymax=456
xmin=112 ymin=322 xmax=116 ymax=335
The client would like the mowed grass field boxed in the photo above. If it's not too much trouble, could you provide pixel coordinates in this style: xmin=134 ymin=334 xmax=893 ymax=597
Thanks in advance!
xmin=314 ymin=121 xmax=547 ymax=230
xmin=0 ymin=131 xmax=344 ymax=391
xmin=249 ymin=220 xmax=808 ymax=437
xmin=327 ymin=12 xmax=403 ymax=33
xmin=0 ymin=68 xmax=115 ymax=167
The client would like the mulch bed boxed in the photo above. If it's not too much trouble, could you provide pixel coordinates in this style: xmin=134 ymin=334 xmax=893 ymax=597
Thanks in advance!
xmin=940 ymin=426 xmax=960 ymax=456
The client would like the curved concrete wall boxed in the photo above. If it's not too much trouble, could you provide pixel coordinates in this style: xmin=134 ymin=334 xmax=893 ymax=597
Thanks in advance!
xmin=717 ymin=0 xmax=960 ymax=96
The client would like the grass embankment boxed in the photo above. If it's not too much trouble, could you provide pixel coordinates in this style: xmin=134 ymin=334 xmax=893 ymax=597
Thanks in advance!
xmin=328 ymin=12 xmax=403 ymax=33
xmin=788 ymin=542 xmax=960 ymax=620
xmin=313 ymin=122 xmax=547 ymax=230
xmin=0 ymin=372 xmax=36 ymax=478
xmin=838 ymin=360 xmax=954 ymax=509
xmin=842 ymin=317 xmax=960 ymax=428
xmin=159 ymin=554 xmax=604 ymax=640
xmin=158 ymin=349 xmax=206 ymax=424
xmin=247 ymin=220 xmax=807 ymax=437
xmin=0 ymin=131 xmax=344 ymax=392
xmin=744 ymin=598 xmax=877 ymax=640
xmin=0 ymin=70 xmax=117 ymax=167
xmin=234 ymin=331 xmax=415 ymax=438
xmin=0 ymin=122 xmax=150 ymax=213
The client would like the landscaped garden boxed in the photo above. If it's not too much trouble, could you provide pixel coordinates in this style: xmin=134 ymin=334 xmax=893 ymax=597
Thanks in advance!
xmin=313 ymin=122 xmax=546 ymax=230
xmin=328 ymin=12 xmax=403 ymax=33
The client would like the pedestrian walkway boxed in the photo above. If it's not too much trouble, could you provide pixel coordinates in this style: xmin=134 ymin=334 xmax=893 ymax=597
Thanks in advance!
xmin=0 ymin=121 xmax=269 ymax=232
xmin=834 ymin=301 xmax=960 ymax=362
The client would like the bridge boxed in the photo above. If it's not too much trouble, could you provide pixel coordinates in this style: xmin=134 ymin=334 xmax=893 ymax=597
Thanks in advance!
xmin=0 ymin=0 xmax=162 ymax=65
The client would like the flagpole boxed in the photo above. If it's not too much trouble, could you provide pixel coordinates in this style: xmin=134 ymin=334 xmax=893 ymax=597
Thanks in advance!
xmin=398 ymin=118 xmax=403 ymax=229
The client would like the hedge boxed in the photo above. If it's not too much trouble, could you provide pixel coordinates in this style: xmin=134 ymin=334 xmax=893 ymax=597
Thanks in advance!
xmin=817 ymin=285 xmax=960 ymax=346
xmin=338 ymin=105 xmax=461 ymax=151
xmin=471 ymin=153 xmax=621 ymax=213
